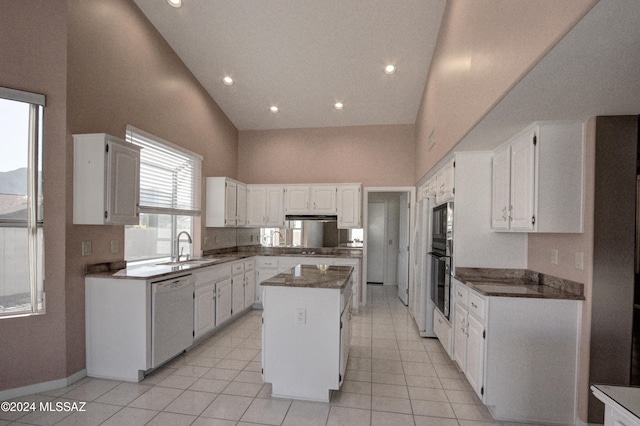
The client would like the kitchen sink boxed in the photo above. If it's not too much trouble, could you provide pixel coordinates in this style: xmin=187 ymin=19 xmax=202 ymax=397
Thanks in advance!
xmin=157 ymin=258 xmax=219 ymax=266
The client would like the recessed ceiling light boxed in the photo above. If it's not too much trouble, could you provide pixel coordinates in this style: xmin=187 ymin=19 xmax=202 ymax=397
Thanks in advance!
xmin=222 ymin=76 xmax=234 ymax=85
xmin=384 ymin=64 xmax=396 ymax=75
xmin=334 ymin=102 xmax=344 ymax=110
xmin=167 ymin=0 xmax=182 ymax=8
xmin=270 ymin=106 xmax=279 ymax=113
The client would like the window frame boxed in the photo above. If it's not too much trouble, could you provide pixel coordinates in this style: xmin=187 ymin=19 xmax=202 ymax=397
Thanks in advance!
xmin=124 ymin=126 xmax=202 ymax=263
xmin=0 ymin=87 xmax=46 ymax=318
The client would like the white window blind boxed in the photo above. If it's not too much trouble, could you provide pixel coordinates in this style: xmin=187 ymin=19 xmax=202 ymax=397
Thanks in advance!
xmin=126 ymin=125 xmax=202 ymax=216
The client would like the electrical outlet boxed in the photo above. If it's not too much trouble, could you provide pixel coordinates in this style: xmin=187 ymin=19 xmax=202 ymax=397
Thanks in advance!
xmin=81 ymin=241 xmax=92 ymax=257
xmin=296 ymin=308 xmax=306 ymax=325
xmin=110 ymin=240 xmax=119 ymax=254
xmin=551 ymin=249 xmax=558 ymax=265
xmin=575 ymin=252 xmax=584 ymax=270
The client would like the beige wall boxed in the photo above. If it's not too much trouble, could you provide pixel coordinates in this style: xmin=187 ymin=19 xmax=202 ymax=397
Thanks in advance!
xmin=412 ymin=2 xmax=598 ymax=421
xmin=0 ymin=0 xmax=238 ymax=392
xmin=64 ymin=0 xmax=238 ymax=376
xmin=0 ymin=0 xmax=68 ymax=390
xmin=414 ymin=0 xmax=598 ymax=183
xmin=238 ymin=124 xmax=415 ymax=187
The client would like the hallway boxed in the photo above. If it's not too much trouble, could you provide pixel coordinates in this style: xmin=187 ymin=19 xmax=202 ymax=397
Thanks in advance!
xmin=0 ymin=285 xmax=500 ymax=425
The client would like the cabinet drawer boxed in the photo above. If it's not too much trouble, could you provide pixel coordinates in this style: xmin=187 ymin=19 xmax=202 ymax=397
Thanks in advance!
xmin=454 ymin=282 xmax=469 ymax=306
xmin=231 ymin=262 xmax=244 ymax=275
xmin=244 ymin=259 xmax=255 ymax=271
xmin=468 ymin=292 xmax=486 ymax=320
xmin=258 ymin=257 xmax=279 ymax=268
xmin=195 ymin=264 xmax=231 ymax=283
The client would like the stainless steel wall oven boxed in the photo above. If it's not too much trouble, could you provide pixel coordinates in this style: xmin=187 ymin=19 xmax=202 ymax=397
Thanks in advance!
xmin=429 ymin=202 xmax=453 ymax=319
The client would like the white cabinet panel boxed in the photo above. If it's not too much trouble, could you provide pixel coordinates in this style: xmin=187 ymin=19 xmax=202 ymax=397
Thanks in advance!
xmin=247 ymin=185 xmax=284 ymax=227
xmin=284 ymin=186 xmax=310 ymax=214
xmin=194 ymin=283 xmax=216 ymax=339
xmin=216 ymin=278 xmax=232 ymax=325
xmin=336 ymin=185 xmax=361 ymax=228
xmin=465 ymin=314 xmax=485 ymax=398
xmin=206 ymin=177 xmax=244 ymax=227
xmin=491 ymin=121 xmax=584 ymax=233
xmin=435 ymin=159 xmax=455 ymax=205
xmin=244 ymin=268 xmax=256 ymax=309
xmin=491 ymin=147 xmax=511 ymax=230
xmin=310 ymin=185 xmax=337 ymax=214
xmin=509 ymin=131 xmax=536 ymax=231
xmin=73 ymin=133 xmax=141 ymax=225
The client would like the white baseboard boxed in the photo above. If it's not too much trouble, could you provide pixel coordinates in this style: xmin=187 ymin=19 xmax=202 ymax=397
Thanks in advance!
xmin=0 ymin=369 xmax=87 ymax=402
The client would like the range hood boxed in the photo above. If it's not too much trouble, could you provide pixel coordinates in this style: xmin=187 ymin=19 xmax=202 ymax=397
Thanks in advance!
xmin=285 ymin=215 xmax=338 ymax=222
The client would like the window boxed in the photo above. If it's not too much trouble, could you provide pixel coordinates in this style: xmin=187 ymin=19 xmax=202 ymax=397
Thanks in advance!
xmin=0 ymin=87 xmax=45 ymax=318
xmin=124 ymin=126 xmax=202 ymax=262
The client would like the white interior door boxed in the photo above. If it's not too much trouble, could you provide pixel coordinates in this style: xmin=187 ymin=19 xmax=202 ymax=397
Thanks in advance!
xmin=397 ymin=192 xmax=410 ymax=305
xmin=367 ymin=202 xmax=385 ymax=283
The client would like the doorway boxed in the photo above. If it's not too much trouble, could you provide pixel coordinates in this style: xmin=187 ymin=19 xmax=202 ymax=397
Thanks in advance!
xmin=363 ymin=187 xmax=414 ymax=307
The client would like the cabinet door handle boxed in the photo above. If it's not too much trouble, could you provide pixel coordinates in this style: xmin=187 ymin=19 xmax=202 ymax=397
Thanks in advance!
xmin=501 ymin=207 xmax=507 ymax=221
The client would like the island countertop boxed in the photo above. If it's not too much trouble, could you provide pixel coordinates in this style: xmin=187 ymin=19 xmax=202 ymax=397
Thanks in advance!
xmin=260 ymin=264 xmax=353 ymax=290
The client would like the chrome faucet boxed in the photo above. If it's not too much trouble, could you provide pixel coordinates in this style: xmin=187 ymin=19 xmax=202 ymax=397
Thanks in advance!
xmin=174 ymin=231 xmax=193 ymax=262
xmin=271 ymin=230 xmax=284 ymax=247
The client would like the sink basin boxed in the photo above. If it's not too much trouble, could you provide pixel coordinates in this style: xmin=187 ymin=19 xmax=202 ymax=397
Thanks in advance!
xmin=157 ymin=259 xmax=218 ymax=266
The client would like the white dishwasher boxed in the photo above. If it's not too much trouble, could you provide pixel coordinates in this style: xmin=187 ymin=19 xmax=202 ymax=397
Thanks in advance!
xmin=151 ymin=274 xmax=194 ymax=368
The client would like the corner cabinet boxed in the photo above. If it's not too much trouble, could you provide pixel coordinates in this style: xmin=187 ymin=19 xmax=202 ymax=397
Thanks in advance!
xmin=337 ymin=184 xmax=362 ymax=228
xmin=73 ymin=133 xmax=141 ymax=225
xmin=491 ymin=121 xmax=584 ymax=233
xmin=246 ymin=185 xmax=285 ymax=227
xmin=206 ymin=177 xmax=246 ymax=227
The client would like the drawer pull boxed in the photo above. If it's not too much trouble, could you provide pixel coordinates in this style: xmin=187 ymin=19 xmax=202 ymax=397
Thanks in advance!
xmin=471 ymin=302 xmax=478 ymax=308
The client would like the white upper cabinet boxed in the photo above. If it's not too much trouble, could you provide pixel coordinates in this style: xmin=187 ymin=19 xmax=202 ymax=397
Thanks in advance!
xmin=490 ymin=147 xmax=512 ymax=230
xmin=73 ymin=133 xmax=141 ymax=225
xmin=206 ymin=177 xmax=246 ymax=227
xmin=491 ymin=121 xmax=584 ymax=233
xmin=284 ymin=186 xmax=310 ymax=214
xmin=337 ymin=184 xmax=361 ymax=228
xmin=310 ymin=185 xmax=337 ymax=214
xmin=236 ymin=183 xmax=247 ymax=226
xmin=284 ymin=185 xmax=337 ymax=215
xmin=247 ymin=185 xmax=285 ymax=227
xmin=435 ymin=159 xmax=455 ymax=205
xmin=424 ymin=176 xmax=438 ymax=200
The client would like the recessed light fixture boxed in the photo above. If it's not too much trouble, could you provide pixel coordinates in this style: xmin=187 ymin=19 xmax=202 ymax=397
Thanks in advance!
xmin=384 ymin=64 xmax=396 ymax=75
xmin=222 ymin=76 xmax=234 ymax=86
xmin=167 ymin=0 xmax=182 ymax=8
xmin=270 ymin=106 xmax=279 ymax=113
xmin=334 ymin=102 xmax=344 ymax=110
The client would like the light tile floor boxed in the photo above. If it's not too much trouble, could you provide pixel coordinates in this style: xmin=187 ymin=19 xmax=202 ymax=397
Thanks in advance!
xmin=1 ymin=285 xmax=531 ymax=426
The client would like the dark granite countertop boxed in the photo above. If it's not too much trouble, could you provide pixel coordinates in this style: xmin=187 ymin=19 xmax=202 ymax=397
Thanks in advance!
xmin=260 ymin=265 xmax=353 ymax=290
xmin=455 ymin=267 xmax=585 ymax=300
xmin=84 ymin=247 xmax=362 ymax=280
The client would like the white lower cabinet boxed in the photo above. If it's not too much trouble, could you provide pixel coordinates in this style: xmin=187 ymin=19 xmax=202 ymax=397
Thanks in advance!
xmin=215 ymin=277 xmax=233 ymax=325
xmin=452 ymin=282 xmax=485 ymax=399
xmin=262 ymin=274 xmax=353 ymax=402
xmin=231 ymin=262 xmax=245 ymax=316
xmin=451 ymin=279 xmax=581 ymax=425
xmin=244 ymin=267 xmax=256 ymax=309
xmin=433 ymin=308 xmax=452 ymax=358
xmin=194 ymin=283 xmax=216 ymax=340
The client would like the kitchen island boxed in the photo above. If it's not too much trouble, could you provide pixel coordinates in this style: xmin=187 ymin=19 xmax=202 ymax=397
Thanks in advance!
xmin=260 ymin=264 xmax=353 ymax=402
xmin=592 ymin=384 xmax=640 ymax=426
